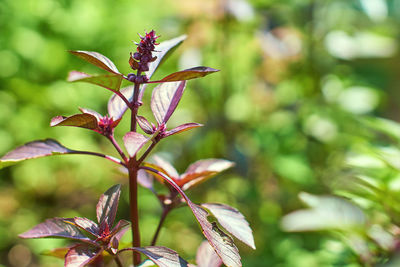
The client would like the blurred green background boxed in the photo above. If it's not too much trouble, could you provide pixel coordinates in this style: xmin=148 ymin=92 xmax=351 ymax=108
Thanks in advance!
xmin=2 ymin=0 xmax=400 ymax=266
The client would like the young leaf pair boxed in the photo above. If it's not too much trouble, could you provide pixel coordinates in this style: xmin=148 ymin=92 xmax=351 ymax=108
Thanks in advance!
xmin=137 ymin=81 xmax=202 ymax=139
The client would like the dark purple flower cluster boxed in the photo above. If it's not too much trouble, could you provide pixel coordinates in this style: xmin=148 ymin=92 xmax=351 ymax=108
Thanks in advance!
xmin=97 ymin=115 xmax=115 ymax=136
xmin=128 ymin=30 xmax=159 ymax=83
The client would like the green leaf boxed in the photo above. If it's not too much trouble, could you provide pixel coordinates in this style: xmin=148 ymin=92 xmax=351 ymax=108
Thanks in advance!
xmin=281 ymin=192 xmax=366 ymax=232
xmin=362 ymin=116 xmax=400 ymax=143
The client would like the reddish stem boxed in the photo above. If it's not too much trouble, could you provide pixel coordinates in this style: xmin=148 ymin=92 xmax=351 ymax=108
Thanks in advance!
xmin=128 ymin=164 xmax=141 ymax=265
xmin=69 ymin=150 xmax=125 ymax=167
xmin=140 ymin=166 xmax=190 ymax=203
xmin=130 ymin=71 xmax=142 ymax=132
xmin=137 ymin=140 xmax=158 ymax=165
xmin=103 ymin=85 xmax=132 ymax=110
xmin=107 ymin=135 xmax=128 ymax=164
xmin=129 ymin=74 xmax=142 ymax=266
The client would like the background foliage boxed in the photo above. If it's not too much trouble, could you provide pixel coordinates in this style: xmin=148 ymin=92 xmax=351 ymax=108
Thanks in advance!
xmin=1 ymin=0 xmax=400 ymax=266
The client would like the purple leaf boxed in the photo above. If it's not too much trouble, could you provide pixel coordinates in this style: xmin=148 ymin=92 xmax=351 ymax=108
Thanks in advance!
xmin=65 ymin=245 xmax=102 ymax=267
xmin=79 ymin=107 xmax=103 ymax=121
xmin=110 ymin=219 xmax=130 ymax=236
xmin=184 ymin=159 xmax=234 ymax=174
xmin=0 ymin=139 xmax=74 ymax=170
xmin=146 ymin=35 xmax=187 ymax=78
xmin=19 ymin=218 xmax=92 ymax=243
xmin=151 ymin=81 xmax=186 ymax=124
xmin=50 ymin=114 xmax=98 ymax=130
xmin=141 ymin=167 xmax=242 ymax=267
xmin=107 ymin=83 xmax=147 ymax=122
xmin=96 ymin=184 xmax=121 ymax=227
xmin=152 ymin=155 xmax=179 ymax=179
xmin=136 ymin=35 xmax=186 ymax=104
xmin=138 ymin=169 xmax=155 ymax=191
xmin=164 ymin=123 xmax=203 ymax=137
xmin=72 ymin=217 xmax=99 ymax=238
xmin=149 ymin=67 xmax=219 ymax=83
xmin=107 ymin=85 xmax=134 ymax=122
xmin=68 ymin=71 xmax=123 ymax=91
xmin=142 ymin=162 xmax=175 ymax=185
xmin=77 ymin=36 xmax=186 ymax=128
xmin=112 ymin=220 xmax=130 ymax=242
xmin=68 ymin=50 xmax=121 ymax=74
xmin=190 ymin=204 xmax=241 ymax=267
xmin=123 ymin=132 xmax=149 ymax=157
xmin=179 ymin=159 xmax=235 ymax=190
xmin=137 ymin=116 xmax=155 ymax=134
xmin=201 ymin=203 xmax=256 ymax=249
xmin=195 ymin=241 xmax=223 ymax=267
xmin=120 ymin=246 xmax=188 ymax=267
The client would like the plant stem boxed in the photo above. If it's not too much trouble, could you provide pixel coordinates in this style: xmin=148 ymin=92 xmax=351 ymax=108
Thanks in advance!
xmin=103 ymin=85 xmax=132 ymax=109
xmin=114 ymin=255 xmax=123 ymax=267
xmin=137 ymin=140 xmax=158 ymax=165
xmin=140 ymin=166 xmax=188 ymax=203
xmin=151 ymin=207 xmax=170 ymax=246
xmin=69 ymin=150 xmax=125 ymax=166
xmin=108 ymin=135 xmax=128 ymax=163
xmin=128 ymin=74 xmax=142 ymax=266
xmin=129 ymin=165 xmax=141 ymax=265
xmin=130 ymin=72 xmax=142 ymax=132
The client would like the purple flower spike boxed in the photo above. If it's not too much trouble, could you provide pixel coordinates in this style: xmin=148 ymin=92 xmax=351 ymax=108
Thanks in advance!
xmin=128 ymin=30 xmax=160 ymax=81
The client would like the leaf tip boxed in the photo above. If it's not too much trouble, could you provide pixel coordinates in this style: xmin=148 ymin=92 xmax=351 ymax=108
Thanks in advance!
xmin=18 ymin=232 xmax=29 ymax=239
xmin=50 ymin=116 xmax=64 ymax=127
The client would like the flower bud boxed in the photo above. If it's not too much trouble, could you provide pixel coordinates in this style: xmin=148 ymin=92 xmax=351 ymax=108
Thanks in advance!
xmin=127 ymin=73 xmax=136 ymax=82
xmin=129 ymin=30 xmax=159 ymax=81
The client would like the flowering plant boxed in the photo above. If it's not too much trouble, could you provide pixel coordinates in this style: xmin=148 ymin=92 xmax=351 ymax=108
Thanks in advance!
xmin=0 ymin=31 xmax=255 ymax=266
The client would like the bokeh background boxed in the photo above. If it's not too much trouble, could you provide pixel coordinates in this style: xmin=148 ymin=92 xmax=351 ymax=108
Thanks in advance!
xmin=2 ymin=0 xmax=400 ymax=266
